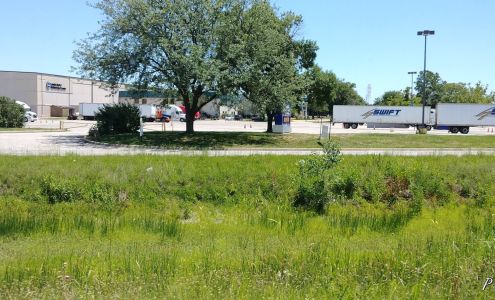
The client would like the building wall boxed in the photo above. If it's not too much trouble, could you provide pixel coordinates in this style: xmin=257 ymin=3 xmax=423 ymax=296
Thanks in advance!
xmin=1 ymin=71 xmax=123 ymax=117
xmin=119 ymin=97 xmax=165 ymax=105
xmin=36 ymin=74 xmax=119 ymax=117
xmin=0 ymin=72 xmax=38 ymax=111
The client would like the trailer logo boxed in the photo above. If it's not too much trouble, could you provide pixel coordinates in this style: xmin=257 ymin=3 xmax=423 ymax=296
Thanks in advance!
xmin=476 ymin=107 xmax=495 ymax=120
xmin=361 ymin=109 xmax=401 ymax=119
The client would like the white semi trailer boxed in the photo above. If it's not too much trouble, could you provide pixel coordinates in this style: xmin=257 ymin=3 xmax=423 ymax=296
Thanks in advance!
xmin=333 ymin=105 xmax=434 ymax=130
xmin=435 ymin=103 xmax=495 ymax=134
xmin=79 ymin=103 xmax=107 ymax=120
xmin=333 ymin=103 xmax=495 ymax=134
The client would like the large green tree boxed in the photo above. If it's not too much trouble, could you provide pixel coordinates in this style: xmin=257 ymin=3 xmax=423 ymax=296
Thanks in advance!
xmin=374 ymin=90 xmax=421 ymax=106
xmin=440 ymin=82 xmax=495 ymax=104
xmin=219 ymin=0 xmax=316 ymax=132
xmin=306 ymin=67 xmax=364 ymax=116
xmin=335 ymin=80 xmax=365 ymax=108
xmin=74 ymin=0 xmax=249 ymax=133
xmin=307 ymin=66 xmax=337 ymax=116
xmin=415 ymin=71 xmax=446 ymax=106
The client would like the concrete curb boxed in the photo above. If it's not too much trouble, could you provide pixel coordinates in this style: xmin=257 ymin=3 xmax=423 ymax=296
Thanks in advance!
xmin=0 ymin=129 xmax=67 ymax=134
xmin=83 ymin=137 xmax=495 ymax=156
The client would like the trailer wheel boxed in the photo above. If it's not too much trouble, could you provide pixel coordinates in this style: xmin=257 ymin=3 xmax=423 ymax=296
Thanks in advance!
xmin=426 ymin=125 xmax=432 ymax=131
xmin=461 ymin=127 xmax=470 ymax=134
xmin=450 ymin=127 xmax=459 ymax=134
xmin=351 ymin=123 xmax=358 ymax=129
xmin=343 ymin=123 xmax=350 ymax=129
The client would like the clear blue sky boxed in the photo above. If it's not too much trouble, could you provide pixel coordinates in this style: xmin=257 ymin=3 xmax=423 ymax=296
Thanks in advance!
xmin=1 ymin=0 xmax=494 ymax=102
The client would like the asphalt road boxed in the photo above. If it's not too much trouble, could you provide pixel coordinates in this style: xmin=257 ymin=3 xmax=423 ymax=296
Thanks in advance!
xmin=0 ymin=119 xmax=494 ymax=156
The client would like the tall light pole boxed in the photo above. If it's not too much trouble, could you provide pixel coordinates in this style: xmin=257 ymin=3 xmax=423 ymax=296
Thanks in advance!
xmin=407 ymin=71 xmax=417 ymax=106
xmin=417 ymin=30 xmax=435 ymax=127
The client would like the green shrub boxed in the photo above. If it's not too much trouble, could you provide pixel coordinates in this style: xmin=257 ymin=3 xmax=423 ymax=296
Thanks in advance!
xmin=293 ymin=140 xmax=342 ymax=213
xmin=0 ymin=96 xmax=24 ymax=128
xmin=95 ymin=103 xmax=140 ymax=135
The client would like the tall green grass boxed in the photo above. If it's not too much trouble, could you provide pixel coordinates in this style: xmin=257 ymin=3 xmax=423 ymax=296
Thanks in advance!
xmin=1 ymin=155 xmax=495 ymax=298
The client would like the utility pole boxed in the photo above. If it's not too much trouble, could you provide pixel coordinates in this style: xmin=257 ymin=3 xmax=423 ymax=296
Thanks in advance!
xmin=417 ymin=30 xmax=435 ymax=127
xmin=407 ymin=71 xmax=417 ymax=106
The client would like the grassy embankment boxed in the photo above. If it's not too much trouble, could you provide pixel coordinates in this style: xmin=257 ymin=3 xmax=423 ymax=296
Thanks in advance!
xmin=1 ymin=155 xmax=495 ymax=298
xmin=94 ymin=132 xmax=495 ymax=149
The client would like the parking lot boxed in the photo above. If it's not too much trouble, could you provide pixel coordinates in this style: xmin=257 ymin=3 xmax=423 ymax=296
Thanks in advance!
xmin=24 ymin=118 xmax=495 ymax=136
xmin=0 ymin=118 xmax=493 ymax=156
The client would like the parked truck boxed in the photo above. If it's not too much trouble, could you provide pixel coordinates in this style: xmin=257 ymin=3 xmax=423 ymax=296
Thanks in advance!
xmin=333 ymin=103 xmax=495 ymax=134
xmin=15 ymin=100 xmax=38 ymax=122
xmin=161 ymin=105 xmax=186 ymax=122
xmin=138 ymin=104 xmax=157 ymax=122
xmin=333 ymin=105 xmax=435 ymax=130
xmin=79 ymin=103 xmax=107 ymax=120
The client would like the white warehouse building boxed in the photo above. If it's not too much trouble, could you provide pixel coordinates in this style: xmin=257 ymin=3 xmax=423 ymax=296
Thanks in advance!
xmin=0 ymin=71 xmax=120 ymax=117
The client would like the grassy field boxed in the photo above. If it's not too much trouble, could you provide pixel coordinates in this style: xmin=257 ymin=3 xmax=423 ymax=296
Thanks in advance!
xmin=94 ymin=131 xmax=495 ymax=149
xmin=1 ymin=155 xmax=495 ymax=298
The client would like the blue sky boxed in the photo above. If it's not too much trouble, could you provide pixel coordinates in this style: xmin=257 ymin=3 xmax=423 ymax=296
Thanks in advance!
xmin=1 ymin=0 xmax=494 ymax=102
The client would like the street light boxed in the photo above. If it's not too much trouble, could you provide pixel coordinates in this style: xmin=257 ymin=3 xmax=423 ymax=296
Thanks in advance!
xmin=407 ymin=71 xmax=417 ymax=106
xmin=417 ymin=30 xmax=435 ymax=127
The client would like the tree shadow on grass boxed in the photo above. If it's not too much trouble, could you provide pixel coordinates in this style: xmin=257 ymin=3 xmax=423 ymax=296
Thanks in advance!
xmin=100 ymin=131 xmax=281 ymax=149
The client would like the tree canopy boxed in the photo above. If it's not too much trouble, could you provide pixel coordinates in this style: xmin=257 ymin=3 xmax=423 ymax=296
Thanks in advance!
xmin=306 ymin=66 xmax=365 ymax=116
xmin=74 ymin=0 xmax=315 ymax=133
xmin=218 ymin=0 xmax=317 ymax=131
xmin=415 ymin=71 xmax=446 ymax=106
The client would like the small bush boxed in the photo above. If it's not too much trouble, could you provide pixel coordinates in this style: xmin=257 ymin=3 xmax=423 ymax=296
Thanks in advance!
xmin=0 ymin=96 xmax=24 ymax=128
xmin=95 ymin=103 xmax=140 ymax=135
xmin=293 ymin=140 xmax=342 ymax=213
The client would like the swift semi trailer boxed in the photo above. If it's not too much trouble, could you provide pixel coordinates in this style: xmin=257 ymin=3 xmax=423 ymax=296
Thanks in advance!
xmin=332 ymin=105 xmax=435 ymax=130
xmin=333 ymin=103 xmax=495 ymax=134
xmin=434 ymin=103 xmax=495 ymax=134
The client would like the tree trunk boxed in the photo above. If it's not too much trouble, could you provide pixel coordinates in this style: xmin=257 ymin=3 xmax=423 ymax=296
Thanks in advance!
xmin=183 ymin=95 xmax=196 ymax=134
xmin=266 ymin=111 xmax=274 ymax=133
xmin=184 ymin=95 xmax=199 ymax=133
xmin=186 ymin=114 xmax=194 ymax=133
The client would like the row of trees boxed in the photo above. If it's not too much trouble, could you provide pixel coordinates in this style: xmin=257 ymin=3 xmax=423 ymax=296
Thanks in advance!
xmin=74 ymin=0 xmax=319 ymax=133
xmin=375 ymin=71 xmax=495 ymax=106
